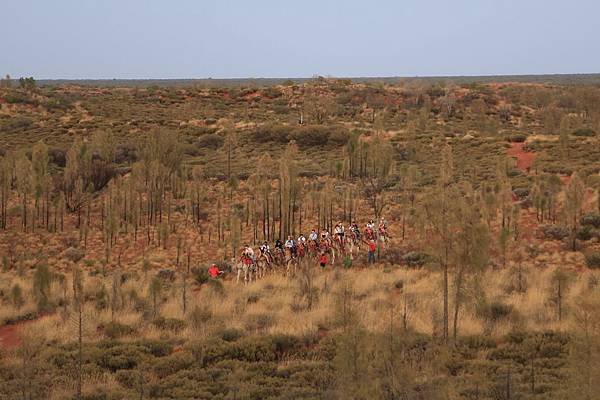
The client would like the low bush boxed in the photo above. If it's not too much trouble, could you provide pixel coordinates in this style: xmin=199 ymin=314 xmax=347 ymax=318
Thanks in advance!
xmin=153 ymin=317 xmax=187 ymax=332
xmin=458 ymin=335 xmax=497 ymax=350
xmin=539 ymin=224 xmax=570 ymax=241
xmin=193 ymin=267 xmax=209 ymax=285
xmin=251 ymin=124 xmax=349 ymax=148
xmin=63 ymin=247 xmax=85 ymax=263
xmin=577 ymin=225 xmax=594 ymax=241
xmin=477 ymin=299 xmax=514 ymax=323
xmin=508 ymin=133 xmax=527 ymax=142
xmin=114 ymin=143 xmax=138 ymax=164
xmin=581 ymin=213 xmax=600 ymax=228
xmin=245 ymin=313 xmax=275 ymax=332
xmin=48 ymin=148 xmax=67 ymax=167
xmin=104 ymin=321 xmax=136 ymax=339
xmin=513 ymin=187 xmax=530 ymax=199
xmin=402 ymin=251 xmax=428 ymax=267
xmin=572 ymin=128 xmax=596 ymax=137
xmin=152 ymin=352 xmax=195 ymax=379
xmin=586 ymin=252 xmax=600 ymax=269
xmin=197 ymin=133 xmax=224 ymax=150
xmin=219 ymin=329 xmax=245 ymax=343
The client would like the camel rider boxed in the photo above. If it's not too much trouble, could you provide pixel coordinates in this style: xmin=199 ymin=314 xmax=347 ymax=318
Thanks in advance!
xmin=242 ymin=245 xmax=255 ymax=266
xmin=335 ymin=222 xmax=345 ymax=240
xmin=351 ymin=221 xmax=361 ymax=239
xmin=297 ymin=233 xmax=307 ymax=245
xmin=379 ymin=217 xmax=387 ymax=233
xmin=275 ymin=238 xmax=284 ymax=255
xmin=259 ymin=241 xmax=272 ymax=263
xmin=366 ymin=219 xmax=375 ymax=231
xmin=285 ymin=235 xmax=297 ymax=257
xmin=309 ymin=229 xmax=318 ymax=242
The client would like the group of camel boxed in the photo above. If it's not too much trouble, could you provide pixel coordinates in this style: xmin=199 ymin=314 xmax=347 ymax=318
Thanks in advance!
xmin=233 ymin=228 xmax=390 ymax=284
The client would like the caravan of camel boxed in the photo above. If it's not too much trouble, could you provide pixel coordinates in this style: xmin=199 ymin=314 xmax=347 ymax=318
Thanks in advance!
xmin=230 ymin=218 xmax=391 ymax=284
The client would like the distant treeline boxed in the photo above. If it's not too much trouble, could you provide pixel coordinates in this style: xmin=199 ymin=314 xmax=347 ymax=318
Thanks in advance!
xmin=35 ymin=73 xmax=600 ymax=88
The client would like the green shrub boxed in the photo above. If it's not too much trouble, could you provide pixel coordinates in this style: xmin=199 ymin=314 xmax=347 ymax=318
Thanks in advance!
xmin=245 ymin=313 xmax=275 ymax=332
xmin=104 ymin=322 xmax=136 ymax=339
xmin=271 ymin=334 xmax=302 ymax=355
xmin=152 ymin=317 xmax=187 ymax=332
xmin=572 ymin=128 xmax=596 ymax=137
xmin=136 ymin=340 xmax=173 ymax=357
xmin=97 ymin=345 xmax=144 ymax=372
xmin=152 ymin=352 xmax=194 ymax=379
xmin=115 ymin=370 xmax=139 ymax=389
xmin=217 ymin=328 xmax=244 ymax=342
xmin=486 ymin=301 xmax=514 ymax=322
xmin=402 ymin=251 xmax=428 ymax=267
xmin=539 ymin=224 xmax=570 ymax=240
xmin=586 ymin=252 xmax=600 ymax=269
xmin=508 ymin=133 xmax=527 ymax=142
xmin=194 ymin=268 xmax=209 ymax=285
xmin=577 ymin=225 xmax=594 ymax=241
xmin=197 ymin=133 xmax=224 ymax=149
xmin=477 ymin=299 xmax=514 ymax=323
xmin=458 ymin=335 xmax=497 ymax=350
xmin=513 ymin=187 xmax=530 ymax=199
xmin=581 ymin=213 xmax=600 ymax=228
xmin=9 ymin=284 xmax=25 ymax=310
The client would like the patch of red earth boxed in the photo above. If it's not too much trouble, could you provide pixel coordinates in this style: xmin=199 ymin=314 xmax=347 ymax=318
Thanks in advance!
xmin=507 ymin=142 xmax=536 ymax=173
xmin=0 ymin=314 xmax=52 ymax=349
xmin=0 ymin=324 xmax=23 ymax=348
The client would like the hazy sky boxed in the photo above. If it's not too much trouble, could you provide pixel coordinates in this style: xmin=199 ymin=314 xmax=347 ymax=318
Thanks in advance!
xmin=1 ymin=0 xmax=599 ymax=79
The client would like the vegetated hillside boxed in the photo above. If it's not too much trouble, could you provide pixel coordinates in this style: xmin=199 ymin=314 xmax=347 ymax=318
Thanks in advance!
xmin=0 ymin=75 xmax=600 ymax=399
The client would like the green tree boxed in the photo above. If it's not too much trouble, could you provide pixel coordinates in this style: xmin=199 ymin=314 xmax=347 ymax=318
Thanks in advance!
xmin=32 ymin=264 xmax=53 ymax=311
xmin=451 ymin=184 xmax=490 ymax=339
xmin=563 ymin=172 xmax=586 ymax=251
xmin=423 ymin=144 xmax=456 ymax=343
xmin=149 ymin=277 xmax=162 ymax=318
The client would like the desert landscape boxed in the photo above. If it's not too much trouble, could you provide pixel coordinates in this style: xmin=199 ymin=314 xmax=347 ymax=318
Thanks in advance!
xmin=0 ymin=73 xmax=599 ymax=399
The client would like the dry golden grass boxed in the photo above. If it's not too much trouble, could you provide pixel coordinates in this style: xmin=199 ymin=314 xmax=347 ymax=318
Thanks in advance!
xmin=2 ymin=255 xmax=600 ymax=350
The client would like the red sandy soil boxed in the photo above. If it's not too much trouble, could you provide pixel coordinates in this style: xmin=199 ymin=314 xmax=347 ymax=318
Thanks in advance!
xmin=507 ymin=142 xmax=536 ymax=173
xmin=0 ymin=315 xmax=52 ymax=349
xmin=0 ymin=322 xmax=25 ymax=348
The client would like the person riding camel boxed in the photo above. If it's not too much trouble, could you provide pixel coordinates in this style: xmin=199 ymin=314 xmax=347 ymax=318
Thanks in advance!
xmin=285 ymin=235 xmax=297 ymax=257
xmin=241 ymin=244 xmax=255 ymax=267
xmin=379 ymin=217 xmax=388 ymax=236
xmin=365 ymin=219 xmax=375 ymax=239
xmin=334 ymin=222 xmax=344 ymax=245
xmin=320 ymin=231 xmax=330 ymax=249
xmin=366 ymin=219 xmax=375 ymax=231
xmin=297 ymin=233 xmax=307 ymax=245
xmin=275 ymin=238 xmax=284 ymax=255
xmin=295 ymin=234 xmax=305 ymax=257
xmin=350 ymin=221 xmax=361 ymax=240
xmin=259 ymin=241 xmax=272 ymax=263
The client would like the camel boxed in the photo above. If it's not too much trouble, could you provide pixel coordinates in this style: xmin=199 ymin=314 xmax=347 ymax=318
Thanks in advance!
xmin=255 ymin=250 xmax=272 ymax=278
xmin=234 ymin=257 xmax=254 ymax=284
xmin=283 ymin=247 xmax=298 ymax=276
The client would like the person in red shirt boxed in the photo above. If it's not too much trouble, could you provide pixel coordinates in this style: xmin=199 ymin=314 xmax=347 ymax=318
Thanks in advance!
xmin=208 ymin=264 xmax=220 ymax=278
xmin=319 ymin=253 xmax=328 ymax=269
xmin=367 ymin=240 xmax=376 ymax=264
